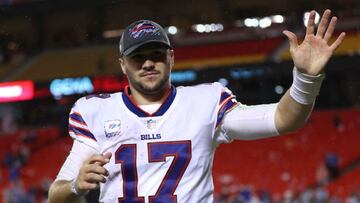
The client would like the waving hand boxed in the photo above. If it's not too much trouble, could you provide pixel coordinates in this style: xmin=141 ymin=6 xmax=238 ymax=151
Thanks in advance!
xmin=283 ymin=9 xmax=346 ymax=75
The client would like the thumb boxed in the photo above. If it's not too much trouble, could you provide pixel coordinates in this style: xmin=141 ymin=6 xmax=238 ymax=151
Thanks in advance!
xmin=283 ymin=30 xmax=299 ymax=52
xmin=103 ymin=152 xmax=112 ymax=160
xmin=94 ymin=152 xmax=112 ymax=166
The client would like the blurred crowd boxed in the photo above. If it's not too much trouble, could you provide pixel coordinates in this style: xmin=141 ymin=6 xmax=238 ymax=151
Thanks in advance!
xmin=214 ymin=175 xmax=360 ymax=203
xmin=1 ymin=137 xmax=51 ymax=203
xmin=2 ymin=178 xmax=51 ymax=203
xmin=214 ymin=187 xmax=360 ymax=203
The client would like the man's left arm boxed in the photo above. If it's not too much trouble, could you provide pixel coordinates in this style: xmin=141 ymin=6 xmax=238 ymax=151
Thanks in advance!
xmin=275 ymin=9 xmax=345 ymax=134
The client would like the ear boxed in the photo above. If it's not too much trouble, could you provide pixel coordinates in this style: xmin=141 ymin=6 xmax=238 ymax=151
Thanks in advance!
xmin=169 ymin=50 xmax=175 ymax=68
xmin=118 ymin=57 xmax=127 ymax=75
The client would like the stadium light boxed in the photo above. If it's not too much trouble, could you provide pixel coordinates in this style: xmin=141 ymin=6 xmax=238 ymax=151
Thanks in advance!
xmin=166 ymin=26 xmax=178 ymax=35
xmin=192 ymin=23 xmax=224 ymax=33
xmin=205 ymin=24 xmax=212 ymax=33
xmin=271 ymin=15 xmax=285 ymax=23
xmin=259 ymin=17 xmax=272 ymax=28
xmin=194 ymin=24 xmax=206 ymax=33
xmin=275 ymin=85 xmax=284 ymax=94
xmin=244 ymin=18 xmax=259 ymax=27
xmin=218 ymin=78 xmax=229 ymax=86
xmin=216 ymin=24 xmax=224 ymax=31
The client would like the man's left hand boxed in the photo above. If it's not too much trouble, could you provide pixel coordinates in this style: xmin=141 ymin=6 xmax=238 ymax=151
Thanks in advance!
xmin=283 ymin=9 xmax=346 ymax=76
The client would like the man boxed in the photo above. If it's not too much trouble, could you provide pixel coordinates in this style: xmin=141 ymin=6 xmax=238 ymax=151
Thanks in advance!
xmin=48 ymin=9 xmax=345 ymax=203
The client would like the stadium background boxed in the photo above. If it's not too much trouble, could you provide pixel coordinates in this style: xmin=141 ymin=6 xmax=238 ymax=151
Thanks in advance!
xmin=0 ymin=0 xmax=359 ymax=202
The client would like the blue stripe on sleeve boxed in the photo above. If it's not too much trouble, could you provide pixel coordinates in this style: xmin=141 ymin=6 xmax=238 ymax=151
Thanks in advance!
xmin=70 ymin=113 xmax=87 ymax=125
xmin=216 ymin=99 xmax=237 ymax=127
xmin=69 ymin=125 xmax=96 ymax=141
xmin=220 ymin=92 xmax=232 ymax=104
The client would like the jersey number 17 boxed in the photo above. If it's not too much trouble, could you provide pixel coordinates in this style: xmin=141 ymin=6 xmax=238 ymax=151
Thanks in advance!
xmin=115 ymin=140 xmax=192 ymax=203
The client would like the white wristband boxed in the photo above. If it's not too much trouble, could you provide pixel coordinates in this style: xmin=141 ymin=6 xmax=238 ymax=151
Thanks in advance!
xmin=71 ymin=178 xmax=88 ymax=196
xmin=71 ymin=178 xmax=80 ymax=195
xmin=289 ymin=67 xmax=325 ymax=105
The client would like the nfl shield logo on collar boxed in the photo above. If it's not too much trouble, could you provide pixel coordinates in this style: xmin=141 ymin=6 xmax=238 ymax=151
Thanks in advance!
xmin=146 ymin=119 xmax=157 ymax=129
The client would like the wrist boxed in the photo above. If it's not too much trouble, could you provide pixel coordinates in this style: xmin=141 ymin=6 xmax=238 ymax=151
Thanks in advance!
xmin=71 ymin=178 xmax=88 ymax=196
xmin=289 ymin=67 xmax=325 ymax=105
xmin=296 ymin=67 xmax=324 ymax=76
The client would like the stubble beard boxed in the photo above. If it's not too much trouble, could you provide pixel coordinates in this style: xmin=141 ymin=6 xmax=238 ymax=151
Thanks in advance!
xmin=129 ymin=71 xmax=170 ymax=96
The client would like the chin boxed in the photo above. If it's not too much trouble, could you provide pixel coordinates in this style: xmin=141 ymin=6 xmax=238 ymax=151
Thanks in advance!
xmin=142 ymin=85 xmax=163 ymax=94
xmin=141 ymin=81 xmax=167 ymax=94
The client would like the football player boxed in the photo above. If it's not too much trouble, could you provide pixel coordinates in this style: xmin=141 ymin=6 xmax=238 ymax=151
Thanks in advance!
xmin=48 ymin=9 xmax=345 ymax=203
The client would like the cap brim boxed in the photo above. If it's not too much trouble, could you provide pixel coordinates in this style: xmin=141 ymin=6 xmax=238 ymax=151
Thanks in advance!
xmin=122 ymin=40 xmax=172 ymax=56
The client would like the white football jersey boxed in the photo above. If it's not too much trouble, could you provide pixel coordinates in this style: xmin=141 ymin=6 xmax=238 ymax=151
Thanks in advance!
xmin=68 ymin=82 xmax=238 ymax=203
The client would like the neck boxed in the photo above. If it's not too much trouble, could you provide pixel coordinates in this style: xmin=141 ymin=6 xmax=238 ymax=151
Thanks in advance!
xmin=127 ymin=85 xmax=171 ymax=105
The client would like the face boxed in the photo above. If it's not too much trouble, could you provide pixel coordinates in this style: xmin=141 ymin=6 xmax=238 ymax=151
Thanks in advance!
xmin=120 ymin=43 xmax=174 ymax=96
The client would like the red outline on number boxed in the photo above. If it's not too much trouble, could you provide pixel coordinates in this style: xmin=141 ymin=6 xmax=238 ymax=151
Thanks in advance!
xmin=147 ymin=140 xmax=192 ymax=203
xmin=116 ymin=144 xmax=145 ymax=203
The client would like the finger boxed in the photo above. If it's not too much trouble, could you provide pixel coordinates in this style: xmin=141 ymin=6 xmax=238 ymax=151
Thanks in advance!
xmin=283 ymin=30 xmax=299 ymax=52
xmin=85 ymin=154 xmax=105 ymax=164
xmin=324 ymin=17 xmax=337 ymax=42
xmin=86 ymin=164 xmax=109 ymax=176
xmin=86 ymin=154 xmax=110 ymax=165
xmin=94 ymin=153 xmax=112 ymax=166
xmin=84 ymin=172 xmax=107 ymax=183
xmin=316 ymin=9 xmax=331 ymax=37
xmin=306 ymin=11 xmax=316 ymax=36
xmin=330 ymin=32 xmax=346 ymax=51
xmin=103 ymin=152 xmax=112 ymax=160
xmin=78 ymin=182 xmax=98 ymax=191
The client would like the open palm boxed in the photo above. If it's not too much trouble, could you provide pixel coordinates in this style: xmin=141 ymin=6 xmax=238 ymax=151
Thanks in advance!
xmin=283 ymin=9 xmax=346 ymax=76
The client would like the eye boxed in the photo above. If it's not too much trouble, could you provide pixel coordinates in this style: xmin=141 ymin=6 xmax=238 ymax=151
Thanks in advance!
xmin=131 ymin=54 xmax=146 ymax=61
xmin=151 ymin=50 xmax=167 ymax=60
xmin=129 ymin=49 xmax=167 ymax=62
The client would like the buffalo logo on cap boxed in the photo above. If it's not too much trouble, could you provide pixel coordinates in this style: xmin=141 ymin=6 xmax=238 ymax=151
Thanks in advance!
xmin=130 ymin=22 xmax=160 ymax=39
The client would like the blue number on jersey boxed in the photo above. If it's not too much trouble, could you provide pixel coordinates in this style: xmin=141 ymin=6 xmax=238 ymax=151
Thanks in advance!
xmin=116 ymin=144 xmax=144 ymax=203
xmin=115 ymin=141 xmax=192 ymax=202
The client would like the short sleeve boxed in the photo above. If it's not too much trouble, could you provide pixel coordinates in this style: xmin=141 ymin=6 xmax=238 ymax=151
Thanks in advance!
xmin=214 ymin=83 xmax=239 ymax=128
xmin=211 ymin=83 xmax=240 ymax=144
xmin=68 ymin=99 xmax=100 ymax=151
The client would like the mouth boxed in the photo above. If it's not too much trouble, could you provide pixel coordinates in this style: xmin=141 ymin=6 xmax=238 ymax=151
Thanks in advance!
xmin=140 ymin=71 xmax=160 ymax=78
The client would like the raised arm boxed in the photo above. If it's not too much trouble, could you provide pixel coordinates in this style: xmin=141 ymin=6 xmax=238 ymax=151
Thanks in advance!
xmin=275 ymin=9 xmax=346 ymax=133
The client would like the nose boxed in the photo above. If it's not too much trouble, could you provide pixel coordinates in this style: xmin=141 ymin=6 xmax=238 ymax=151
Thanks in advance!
xmin=142 ymin=59 xmax=155 ymax=70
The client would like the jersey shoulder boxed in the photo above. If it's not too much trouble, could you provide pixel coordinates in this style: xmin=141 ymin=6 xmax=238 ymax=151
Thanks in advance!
xmin=177 ymin=83 xmax=239 ymax=128
xmin=177 ymin=82 xmax=225 ymax=100
xmin=74 ymin=92 xmax=122 ymax=114
xmin=68 ymin=92 xmax=123 ymax=150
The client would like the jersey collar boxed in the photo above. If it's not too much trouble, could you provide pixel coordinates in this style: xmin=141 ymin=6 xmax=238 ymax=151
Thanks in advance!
xmin=122 ymin=85 xmax=177 ymax=117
